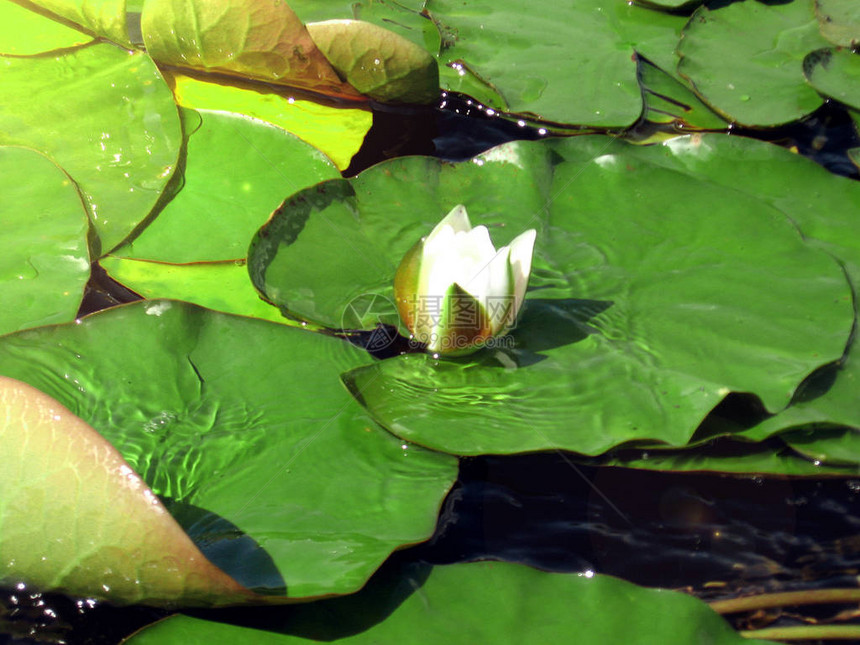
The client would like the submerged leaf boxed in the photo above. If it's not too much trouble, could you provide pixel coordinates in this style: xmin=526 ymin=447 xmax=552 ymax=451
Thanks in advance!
xmin=0 ymin=375 xmax=254 ymax=606
xmin=0 ymin=147 xmax=90 ymax=336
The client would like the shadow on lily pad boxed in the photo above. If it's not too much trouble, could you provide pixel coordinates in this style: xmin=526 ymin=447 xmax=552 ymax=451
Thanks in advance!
xmin=511 ymin=298 xmax=613 ymax=354
xmin=164 ymin=499 xmax=286 ymax=596
xmin=187 ymin=555 xmax=432 ymax=639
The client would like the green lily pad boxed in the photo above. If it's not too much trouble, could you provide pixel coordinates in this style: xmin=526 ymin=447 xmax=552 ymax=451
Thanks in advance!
xmin=306 ymin=20 xmax=439 ymax=105
xmin=290 ymin=0 xmax=687 ymax=127
xmin=249 ymin=136 xmax=853 ymax=456
xmin=0 ymin=147 xmax=90 ymax=336
xmin=815 ymin=0 xmax=860 ymax=47
xmin=113 ymin=108 xmax=338 ymax=264
xmin=428 ymin=0 xmax=657 ymax=126
xmin=166 ymin=73 xmax=372 ymax=171
xmin=0 ymin=42 xmax=182 ymax=254
xmin=287 ymin=0 xmax=436 ymax=52
xmin=601 ymin=440 xmax=859 ymax=476
xmin=803 ymin=47 xmax=860 ymax=112
xmin=0 ymin=1 xmax=92 ymax=54
xmin=677 ymin=0 xmax=829 ymax=126
xmin=140 ymin=0 xmax=356 ymax=98
xmin=106 ymin=107 xmax=340 ymax=323
xmin=615 ymin=135 xmax=860 ymax=453
xmin=0 ymin=375 xmax=256 ymax=606
xmin=100 ymin=257 xmax=291 ymax=325
xmin=607 ymin=1 xmax=688 ymax=82
xmin=0 ymin=301 xmax=457 ymax=600
xmin=126 ymin=561 xmax=773 ymax=645
xmin=23 ymin=0 xmax=130 ymax=46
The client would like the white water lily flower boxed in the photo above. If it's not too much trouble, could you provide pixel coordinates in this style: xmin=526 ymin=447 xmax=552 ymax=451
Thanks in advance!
xmin=394 ymin=205 xmax=536 ymax=355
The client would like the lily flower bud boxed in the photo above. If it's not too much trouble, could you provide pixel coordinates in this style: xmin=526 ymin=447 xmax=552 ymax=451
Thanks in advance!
xmin=394 ymin=205 xmax=536 ymax=355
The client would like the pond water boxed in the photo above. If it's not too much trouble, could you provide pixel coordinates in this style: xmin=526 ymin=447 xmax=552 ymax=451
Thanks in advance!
xmin=2 ymin=95 xmax=859 ymax=644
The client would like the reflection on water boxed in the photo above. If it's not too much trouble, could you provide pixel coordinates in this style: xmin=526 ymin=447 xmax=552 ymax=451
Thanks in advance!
xmin=416 ymin=455 xmax=860 ymax=600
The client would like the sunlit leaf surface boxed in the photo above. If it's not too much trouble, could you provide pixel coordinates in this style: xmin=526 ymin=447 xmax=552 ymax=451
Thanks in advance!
xmin=168 ymin=73 xmax=372 ymax=171
xmin=24 ymin=0 xmax=130 ymax=46
xmin=0 ymin=375 xmax=255 ymax=606
xmin=100 ymin=257 xmax=291 ymax=325
xmin=0 ymin=147 xmax=90 ymax=336
xmin=0 ymin=43 xmax=182 ymax=254
xmin=126 ymin=561 xmax=774 ymax=644
xmin=0 ymin=302 xmax=458 ymax=599
xmin=0 ymin=1 xmax=91 ymax=54
xmin=106 ymin=107 xmax=340 ymax=322
xmin=141 ymin=0 xmax=357 ymax=98
xmin=113 ymin=108 xmax=338 ymax=263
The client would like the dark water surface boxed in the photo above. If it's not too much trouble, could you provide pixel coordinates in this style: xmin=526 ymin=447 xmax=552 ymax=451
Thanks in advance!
xmin=2 ymin=97 xmax=860 ymax=644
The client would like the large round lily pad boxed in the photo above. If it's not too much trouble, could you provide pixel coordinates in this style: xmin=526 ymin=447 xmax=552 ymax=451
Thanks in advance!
xmin=613 ymin=134 xmax=860 ymax=460
xmin=248 ymin=135 xmax=853 ymax=456
xmin=0 ymin=301 xmax=457 ymax=600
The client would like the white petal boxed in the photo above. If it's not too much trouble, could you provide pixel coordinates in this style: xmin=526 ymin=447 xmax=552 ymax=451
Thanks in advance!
xmin=424 ymin=204 xmax=472 ymax=251
xmin=462 ymin=245 xmax=513 ymax=332
xmin=419 ymin=225 xmax=454 ymax=297
xmin=456 ymin=225 xmax=497 ymax=266
xmin=508 ymin=229 xmax=536 ymax=315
